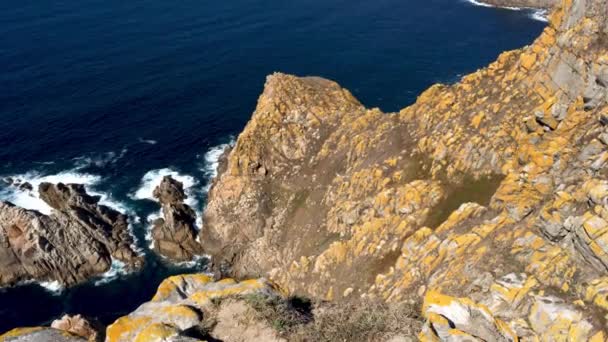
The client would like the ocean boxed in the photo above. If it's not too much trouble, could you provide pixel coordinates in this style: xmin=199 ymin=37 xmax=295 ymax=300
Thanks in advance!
xmin=0 ymin=0 xmax=545 ymax=332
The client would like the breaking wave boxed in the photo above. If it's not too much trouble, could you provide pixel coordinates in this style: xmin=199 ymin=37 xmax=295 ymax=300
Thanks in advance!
xmin=462 ymin=0 xmax=549 ymax=22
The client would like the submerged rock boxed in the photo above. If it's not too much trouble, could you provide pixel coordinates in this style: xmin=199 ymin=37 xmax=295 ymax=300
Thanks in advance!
xmin=151 ymin=176 xmax=203 ymax=261
xmin=0 ymin=182 xmax=142 ymax=287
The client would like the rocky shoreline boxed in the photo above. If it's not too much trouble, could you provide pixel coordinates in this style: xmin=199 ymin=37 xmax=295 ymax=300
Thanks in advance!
xmin=0 ymin=183 xmax=142 ymax=287
xmin=2 ymin=0 xmax=608 ymax=340
xmin=473 ymin=0 xmax=558 ymax=9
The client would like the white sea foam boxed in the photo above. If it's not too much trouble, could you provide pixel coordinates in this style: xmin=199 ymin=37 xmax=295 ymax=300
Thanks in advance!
xmin=138 ymin=137 xmax=158 ymax=145
xmin=38 ymin=280 xmax=64 ymax=295
xmin=530 ymin=9 xmax=549 ymax=22
xmin=463 ymin=0 xmax=549 ymax=22
xmin=0 ymin=169 xmax=135 ymax=217
xmin=130 ymin=168 xmax=199 ymax=208
xmin=73 ymin=148 xmax=128 ymax=169
xmin=171 ymin=254 xmax=209 ymax=269
xmin=0 ymin=171 xmax=102 ymax=215
xmin=203 ymin=142 xmax=232 ymax=179
xmin=464 ymin=0 xmax=496 ymax=8
xmin=145 ymin=211 xmax=162 ymax=248
xmin=201 ymin=139 xmax=235 ymax=192
xmin=94 ymin=259 xmax=129 ymax=286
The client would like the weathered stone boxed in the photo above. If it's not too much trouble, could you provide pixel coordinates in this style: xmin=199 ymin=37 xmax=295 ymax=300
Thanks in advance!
xmin=0 ymin=183 xmax=141 ymax=287
xmin=151 ymin=176 xmax=202 ymax=262
xmin=51 ymin=315 xmax=102 ymax=341
xmin=105 ymin=275 xmax=283 ymax=342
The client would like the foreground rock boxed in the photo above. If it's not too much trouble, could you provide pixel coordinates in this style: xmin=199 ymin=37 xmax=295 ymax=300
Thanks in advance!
xmin=105 ymin=274 xmax=284 ymax=342
xmin=0 ymin=327 xmax=87 ymax=341
xmin=0 ymin=183 xmax=141 ymax=287
xmin=151 ymin=176 xmax=203 ymax=261
xmin=202 ymin=0 xmax=608 ymax=338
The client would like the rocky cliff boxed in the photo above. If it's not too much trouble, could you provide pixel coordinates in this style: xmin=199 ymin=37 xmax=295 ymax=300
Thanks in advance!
xmin=2 ymin=0 xmax=608 ymax=340
xmin=0 ymin=183 xmax=141 ymax=287
xmin=201 ymin=0 xmax=608 ymax=339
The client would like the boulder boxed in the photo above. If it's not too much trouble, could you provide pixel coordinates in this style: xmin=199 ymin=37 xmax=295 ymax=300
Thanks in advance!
xmin=51 ymin=315 xmax=103 ymax=342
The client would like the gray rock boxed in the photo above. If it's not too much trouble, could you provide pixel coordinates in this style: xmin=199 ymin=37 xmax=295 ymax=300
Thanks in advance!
xmin=151 ymin=176 xmax=202 ymax=261
xmin=0 ymin=183 xmax=142 ymax=287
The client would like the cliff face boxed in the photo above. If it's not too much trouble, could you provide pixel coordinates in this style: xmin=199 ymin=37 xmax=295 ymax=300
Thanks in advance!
xmin=202 ymin=0 xmax=608 ymax=339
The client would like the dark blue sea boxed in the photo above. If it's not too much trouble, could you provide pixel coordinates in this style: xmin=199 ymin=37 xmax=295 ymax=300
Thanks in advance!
xmin=0 ymin=0 xmax=545 ymax=332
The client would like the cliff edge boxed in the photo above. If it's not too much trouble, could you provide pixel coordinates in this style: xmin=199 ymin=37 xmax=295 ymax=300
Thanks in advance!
xmin=202 ymin=0 xmax=608 ymax=339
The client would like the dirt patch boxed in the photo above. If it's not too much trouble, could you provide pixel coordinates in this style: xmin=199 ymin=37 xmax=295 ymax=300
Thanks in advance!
xmin=425 ymin=175 xmax=504 ymax=229
xmin=230 ymin=294 xmax=422 ymax=342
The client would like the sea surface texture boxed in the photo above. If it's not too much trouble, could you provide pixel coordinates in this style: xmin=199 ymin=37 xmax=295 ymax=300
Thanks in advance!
xmin=0 ymin=0 xmax=545 ymax=331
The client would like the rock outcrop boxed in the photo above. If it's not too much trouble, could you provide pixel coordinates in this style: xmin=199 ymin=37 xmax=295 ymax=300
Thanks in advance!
xmin=0 ymin=327 xmax=87 ymax=342
xmin=0 ymin=315 xmax=101 ymax=342
xmin=202 ymin=0 xmax=608 ymax=338
xmin=151 ymin=176 xmax=203 ymax=261
xmin=0 ymin=183 xmax=141 ymax=287
xmin=105 ymin=274 xmax=284 ymax=342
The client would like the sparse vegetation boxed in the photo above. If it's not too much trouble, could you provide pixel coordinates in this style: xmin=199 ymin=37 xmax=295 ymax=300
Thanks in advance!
xmin=240 ymin=294 xmax=422 ymax=342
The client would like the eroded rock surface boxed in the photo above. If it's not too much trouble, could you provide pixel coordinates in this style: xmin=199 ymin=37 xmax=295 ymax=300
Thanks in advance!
xmin=0 ymin=327 xmax=86 ymax=342
xmin=0 ymin=183 xmax=141 ymax=287
xmin=202 ymin=0 xmax=608 ymax=338
xmin=151 ymin=176 xmax=203 ymax=261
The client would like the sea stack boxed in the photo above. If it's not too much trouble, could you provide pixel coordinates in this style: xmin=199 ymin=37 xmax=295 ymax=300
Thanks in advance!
xmin=150 ymin=176 xmax=203 ymax=261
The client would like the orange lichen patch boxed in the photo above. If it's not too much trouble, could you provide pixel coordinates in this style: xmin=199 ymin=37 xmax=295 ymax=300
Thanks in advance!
xmin=420 ymin=291 xmax=518 ymax=341
xmin=152 ymin=274 xmax=213 ymax=302
xmin=0 ymin=327 xmax=45 ymax=339
xmin=491 ymin=275 xmax=538 ymax=307
xmin=106 ymin=316 xmax=152 ymax=342
xmin=585 ymin=277 xmax=608 ymax=311
xmin=190 ymin=279 xmax=270 ymax=306
xmin=133 ymin=323 xmax=178 ymax=342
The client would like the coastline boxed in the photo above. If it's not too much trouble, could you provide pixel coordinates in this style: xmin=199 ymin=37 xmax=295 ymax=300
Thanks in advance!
xmin=464 ymin=0 xmax=552 ymax=22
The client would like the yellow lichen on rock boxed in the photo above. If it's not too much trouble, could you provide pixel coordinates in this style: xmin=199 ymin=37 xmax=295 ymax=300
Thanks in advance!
xmin=106 ymin=275 xmax=283 ymax=342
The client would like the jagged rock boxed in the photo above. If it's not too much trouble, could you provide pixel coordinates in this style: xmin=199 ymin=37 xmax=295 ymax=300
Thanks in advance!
xmin=151 ymin=176 xmax=202 ymax=261
xmin=419 ymin=291 xmax=518 ymax=341
xmin=51 ymin=315 xmax=103 ymax=342
xmin=17 ymin=182 xmax=32 ymax=192
xmin=0 ymin=183 xmax=141 ymax=287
